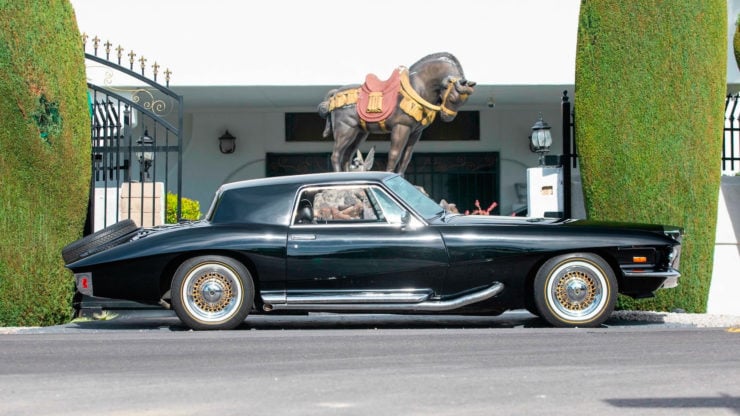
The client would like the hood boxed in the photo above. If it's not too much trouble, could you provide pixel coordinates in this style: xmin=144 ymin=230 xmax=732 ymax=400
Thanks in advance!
xmin=562 ymin=219 xmax=683 ymax=237
xmin=438 ymin=215 xmax=682 ymax=238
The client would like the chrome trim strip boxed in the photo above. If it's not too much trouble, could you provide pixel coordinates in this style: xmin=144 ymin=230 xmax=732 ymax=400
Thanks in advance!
xmin=261 ymin=292 xmax=287 ymax=305
xmin=267 ymin=282 xmax=504 ymax=312
xmin=290 ymin=221 xmax=403 ymax=229
xmin=290 ymin=234 xmax=317 ymax=241
xmin=287 ymin=289 xmax=433 ymax=304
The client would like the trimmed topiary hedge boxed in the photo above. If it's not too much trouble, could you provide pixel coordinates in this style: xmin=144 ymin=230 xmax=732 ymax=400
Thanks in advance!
xmin=734 ymin=14 xmax=740 ymax=69
xmin=575 ymin=1 xmax=726 ymax=312
xmin=0 ymin=1 xmax=91 ymax=326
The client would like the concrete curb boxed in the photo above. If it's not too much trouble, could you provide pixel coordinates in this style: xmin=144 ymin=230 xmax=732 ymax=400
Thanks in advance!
xmin=2 ymin=309 xmax=740 ymax=334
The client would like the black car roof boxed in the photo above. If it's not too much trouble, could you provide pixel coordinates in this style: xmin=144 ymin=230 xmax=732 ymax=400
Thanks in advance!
xmin=218 ymin=171 xmax=399 ymax=192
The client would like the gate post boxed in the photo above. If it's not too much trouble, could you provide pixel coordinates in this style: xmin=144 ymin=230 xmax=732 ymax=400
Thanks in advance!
xmin=561 ymin=90 xmax=572 ymax=218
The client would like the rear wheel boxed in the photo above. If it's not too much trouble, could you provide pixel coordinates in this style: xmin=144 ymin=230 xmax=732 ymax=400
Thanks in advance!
xmin=171 ymin=255 xmax=254 ymax=330
xmin=533 ymin=253 xmax=617 ymax=328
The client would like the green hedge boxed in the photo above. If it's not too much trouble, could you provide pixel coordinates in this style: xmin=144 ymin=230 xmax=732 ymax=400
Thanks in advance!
xmin=166 ymin=193 xmax=202 ymax=224
xmin=734 ymin=14 xmax=740 ymax=69
xmin=575 ymin=1 xmax=726 ymax=312
xmin=0 ymin=1 xmax=91 ymax=326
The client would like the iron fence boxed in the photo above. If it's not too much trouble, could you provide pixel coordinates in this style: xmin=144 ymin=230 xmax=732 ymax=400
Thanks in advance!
xmin=724 ymin=94 xmax=740 ymax=173
xmin=83 ymin=35 xmax=183 ymax=234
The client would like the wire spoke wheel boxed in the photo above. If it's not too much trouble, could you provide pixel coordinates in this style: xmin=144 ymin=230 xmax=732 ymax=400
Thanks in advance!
xmin=183 ymin=264 xmax=241 ymax=321
xmin=534 ymin=253 xmax=617 ymax=327
xmin=171 ymin=256 xmax=254 ymax=330
xmin=548 ymin=261 xmax=604 ymax=319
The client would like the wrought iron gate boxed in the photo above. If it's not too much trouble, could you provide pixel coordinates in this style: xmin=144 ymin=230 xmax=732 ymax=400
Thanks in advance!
xmin=724 ymin=93 xmax=740 ymax=173
xmin=83 ymin=35 xmax=183 ymax=234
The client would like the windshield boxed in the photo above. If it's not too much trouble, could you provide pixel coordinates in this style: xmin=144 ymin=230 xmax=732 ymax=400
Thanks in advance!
xmin=383 ymin=175 xmax=444 ymax=220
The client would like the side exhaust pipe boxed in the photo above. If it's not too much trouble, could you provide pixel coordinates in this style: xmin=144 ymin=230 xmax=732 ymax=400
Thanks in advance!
xmin=266 ymin=282 xmax=504 ymax=312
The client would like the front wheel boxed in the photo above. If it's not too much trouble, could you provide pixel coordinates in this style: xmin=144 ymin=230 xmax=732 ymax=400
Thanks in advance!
xmin=171 ymin=255 xmax=254 ymax=330
xmin=533 ymin=253 xmax=617 ymax=328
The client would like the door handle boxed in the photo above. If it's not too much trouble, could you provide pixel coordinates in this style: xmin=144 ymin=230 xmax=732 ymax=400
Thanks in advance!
xmin=290 ymin=234 xmax=316 ymax=241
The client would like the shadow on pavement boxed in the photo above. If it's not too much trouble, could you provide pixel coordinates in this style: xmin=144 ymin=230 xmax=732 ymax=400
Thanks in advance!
xmin=49 ymin=308 xmax=677 ymax=333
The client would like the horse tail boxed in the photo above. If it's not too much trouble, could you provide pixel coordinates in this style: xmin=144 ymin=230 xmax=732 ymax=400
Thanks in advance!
xmin=321 ymin=112 xmax=332 ymax=138
xmin=318 ymin=99 xmax=331 ymax=119
xmin=318 ymin=89 xmax=338 ymax=138
xmin=318 ymin=88 xmax=338 ymax=118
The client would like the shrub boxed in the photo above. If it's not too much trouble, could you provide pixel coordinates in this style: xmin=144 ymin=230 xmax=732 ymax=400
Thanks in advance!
xmin=734 ymin=14 xmax=740 ymax=69
xmin=575 ymin=1 xmax=726 ymax=312
xmin=166 ymin=193 xmax=202 ymax=223
xmin=0 ymin=1 xmax=91 ymax=325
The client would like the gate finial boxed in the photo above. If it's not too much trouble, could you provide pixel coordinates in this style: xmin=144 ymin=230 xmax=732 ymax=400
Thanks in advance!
xmin=128 ymin=51 xmax=136 ymax=70
xmin=152 ymin=62 xmax=160 ymax=82
xmin=115 ymin=45 xmax=124 ymax=65
xmin=139 ymin=56 xmax=147 ymax=76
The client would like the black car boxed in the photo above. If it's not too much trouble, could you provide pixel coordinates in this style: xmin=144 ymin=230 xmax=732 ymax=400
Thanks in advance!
xmin=63 ymin=171 xmax=683 ymax=330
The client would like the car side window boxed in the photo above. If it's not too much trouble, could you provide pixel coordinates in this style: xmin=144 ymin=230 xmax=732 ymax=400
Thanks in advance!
xmin=293 ymin=186 xmax=383 ymax=225
xmin=368 ymin=187 xmax=406 ymax=224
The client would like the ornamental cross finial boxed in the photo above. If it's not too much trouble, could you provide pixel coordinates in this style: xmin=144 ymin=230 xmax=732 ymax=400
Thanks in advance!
xmin=104 ymin=41 xmax=112 ymax=60
xmin=128 ymin=51 xmax=136 ymax=70
xmin=152 ymin=62 xmax=160 ymax=81
xmin=92 ymin=36 xmax=100 ymax=55
xmin=115 ymin=45 xmax=124 ymax=65
xmin=139 ymin=56 xmax=147 ymax=75
xmin=164 ymin=69 xmax=172 ymax=87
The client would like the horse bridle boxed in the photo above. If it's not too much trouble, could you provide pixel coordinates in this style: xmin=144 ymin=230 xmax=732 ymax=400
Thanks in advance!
xmin=439 ymin=77 xmax=469 ymax=117
xmin=400 ymin=69 xmax=468 ymax=118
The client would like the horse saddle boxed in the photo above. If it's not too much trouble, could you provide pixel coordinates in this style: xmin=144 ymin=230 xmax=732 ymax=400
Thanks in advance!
xmin=358 ymin=67 xmax=402 ymax=123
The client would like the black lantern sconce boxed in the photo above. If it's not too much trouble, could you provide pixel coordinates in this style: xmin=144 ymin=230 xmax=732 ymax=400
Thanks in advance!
xmin=528 ymin=113 xmax=552 ymax=166
xmin=136 ymin=129 xmax=154 ymax=180
xmin=219 ymin=130 xmax=236 ymax=154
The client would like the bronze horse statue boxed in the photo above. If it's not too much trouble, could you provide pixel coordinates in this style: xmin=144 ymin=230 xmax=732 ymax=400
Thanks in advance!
xmin=318 ymin=52 xmax=475 ymax=174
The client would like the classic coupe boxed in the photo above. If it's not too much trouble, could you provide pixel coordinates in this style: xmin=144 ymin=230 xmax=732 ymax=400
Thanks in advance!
xmin=63 ymin=171 xmax=683 ymax=330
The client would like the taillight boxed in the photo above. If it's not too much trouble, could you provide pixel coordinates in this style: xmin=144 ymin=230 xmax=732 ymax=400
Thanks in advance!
xmin=74 ymin=273 xmax=93 ymax=296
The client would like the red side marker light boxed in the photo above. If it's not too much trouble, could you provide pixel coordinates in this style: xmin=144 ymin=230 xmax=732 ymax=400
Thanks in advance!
xmin=80 ymin=277 xmax=89 ymax=289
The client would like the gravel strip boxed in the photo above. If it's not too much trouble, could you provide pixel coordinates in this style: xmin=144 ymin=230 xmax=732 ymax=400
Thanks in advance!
xmin=2 ymin=311 xmax=739 ymax=333
xmin=611 ymin=310 xmax=740 ymax=328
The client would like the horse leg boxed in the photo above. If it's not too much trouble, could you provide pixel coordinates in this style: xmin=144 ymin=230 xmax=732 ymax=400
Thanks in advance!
xmin=386 ymin=125 xmax=411 ymax=173
xmin=396 ymin=129 xmax=423 ymax=174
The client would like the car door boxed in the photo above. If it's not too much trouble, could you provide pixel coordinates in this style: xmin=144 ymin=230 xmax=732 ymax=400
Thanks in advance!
xmin=286 ymin=184 xmax=448 ymax=303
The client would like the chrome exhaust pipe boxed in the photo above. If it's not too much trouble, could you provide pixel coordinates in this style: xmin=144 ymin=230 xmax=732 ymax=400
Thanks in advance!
xmin=266 ymin=282 xmax=504 ymax=312
xmin=408 ymin=282 xmax=504 ymax=311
